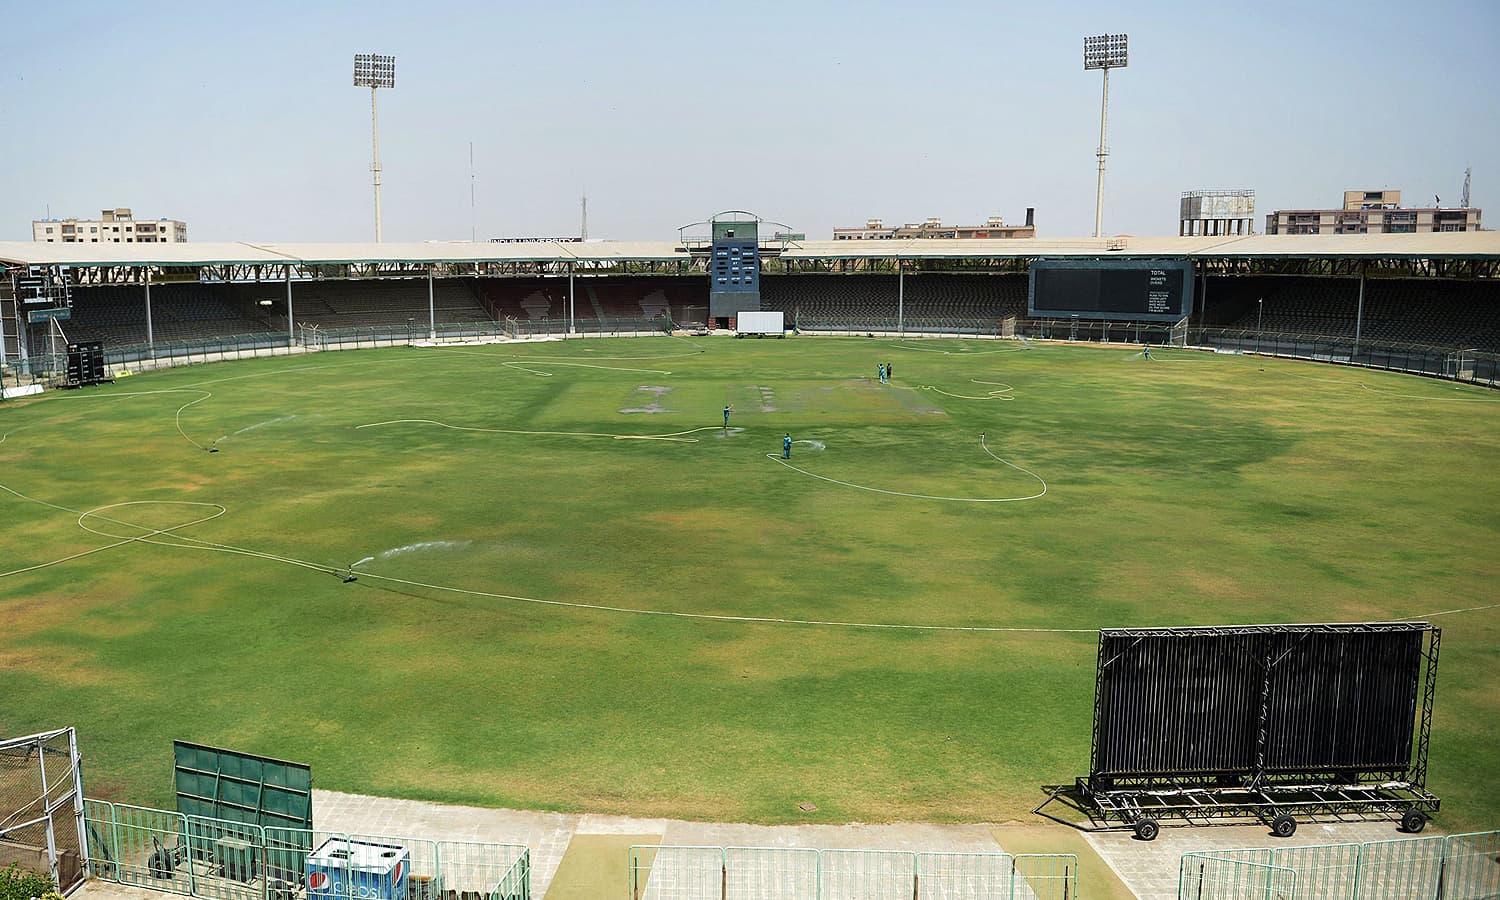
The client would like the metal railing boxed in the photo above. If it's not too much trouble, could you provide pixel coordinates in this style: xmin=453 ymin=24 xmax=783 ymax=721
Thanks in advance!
xmin=83 ymin=799 xmax=530 ymax=900
xmin=1179 ymin=830 xmax=1499 ymax=899
xmin=626 ymin=844 xmax=1078 ymax=900
xmin=792 ymin=317 xmax=1498 ymax=388
xmin=5 ymin=314 xmax=1494 ymax=393
xmin=2 ymin=317 xmax=675 ymax=385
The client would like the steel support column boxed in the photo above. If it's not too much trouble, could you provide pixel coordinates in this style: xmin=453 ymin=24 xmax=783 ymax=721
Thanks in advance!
xmin=568 ymin=265 xmax=576 ymax=335
xmin=1 ymin=273 xmax=10 ymax=370
xmin=898 ymin=263 xmax=905 ymax=335
xmin=428 ymin=266 xmax=436 ymax=340
xmin=1354 ymin=265 xmax=1366 ymax=357
xmin=144 ymin=269 xmax=154 ymax=354
xmin=285 ymin=268 xmax=294 ymax=348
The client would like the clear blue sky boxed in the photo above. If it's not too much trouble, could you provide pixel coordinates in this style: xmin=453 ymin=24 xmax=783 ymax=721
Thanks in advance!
xmin=2 ymin=0 xmax=1496 ymax=242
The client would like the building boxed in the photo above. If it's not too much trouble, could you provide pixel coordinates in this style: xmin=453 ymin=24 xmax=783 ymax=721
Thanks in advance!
xmin=1265 ymin=190 xmax=1481 ymax=235
xmin=833 ymin=210 xmax=1035 ymax=240
xmin=1180 ymin=190 xmax=1255 ymax=236
xmin=32 ymin=208 xmax=188 ymax=243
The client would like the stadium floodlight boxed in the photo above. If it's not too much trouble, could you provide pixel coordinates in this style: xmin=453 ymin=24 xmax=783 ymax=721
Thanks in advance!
xmin=1083 ymin=34 xmax=1127 ymax=238
xmin=353 ymin=53 xmax=396 ymax=89
xmin=353 ymin=54 xmax=396 ymax=241
xmin=1083 ymin=33 xmax=1128 ymax=70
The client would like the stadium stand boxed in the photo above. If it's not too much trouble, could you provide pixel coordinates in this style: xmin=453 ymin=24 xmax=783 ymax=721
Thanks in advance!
xmin=62 ymin=279 xmax=493 ymax=344
xmin=1205 ymin=277 xmax=1500 ymax=350
xmin=474 ymin=276 xmax=706 ymax=324
xmin=760 ymin=273 xmax=1027 ymax=331
xmin=67 ymin=284 xmax=275 ymax=345
xmin=761 ymin=274 xmax=899 ymax=328
xmin=282 ymin=278 xmax=490 ymax=328
xmin=45 ymin=273 xmax=1500 ymax=353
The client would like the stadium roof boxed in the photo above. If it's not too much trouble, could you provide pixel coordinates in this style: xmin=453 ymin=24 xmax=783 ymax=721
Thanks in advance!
xmin=0 ymin=232 xmax=1496 ymax=268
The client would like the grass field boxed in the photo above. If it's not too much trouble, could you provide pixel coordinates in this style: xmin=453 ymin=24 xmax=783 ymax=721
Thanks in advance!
xmin=1 ymin=336 xmax=1496 ymax=830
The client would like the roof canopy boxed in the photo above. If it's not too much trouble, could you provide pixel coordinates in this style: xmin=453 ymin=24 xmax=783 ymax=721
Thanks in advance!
xmin=1 ymin=232 xmax=1496 ymax=268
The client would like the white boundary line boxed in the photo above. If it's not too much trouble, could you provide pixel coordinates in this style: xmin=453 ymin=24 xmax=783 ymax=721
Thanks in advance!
xmin=765 ymin=433 xmax=1046 ymax=503
xmin=356 ymin=419 xmax=723 ymax=443
xmin=919 ymin=379 xmax=1016 ymax=401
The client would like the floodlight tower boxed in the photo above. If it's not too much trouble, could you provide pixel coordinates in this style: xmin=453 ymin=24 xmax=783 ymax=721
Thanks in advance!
xmin=1083 ymin=34 xmax=1127 ymax=238
xmin=353 ymin=53 xmax=396 ymax=242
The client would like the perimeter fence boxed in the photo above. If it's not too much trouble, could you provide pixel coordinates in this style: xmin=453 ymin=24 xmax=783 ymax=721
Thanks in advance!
xmin=2 ymin=317 xmax=673 ymax=384
xmin=82 ymin=799 xmax=530 ymax=900
xmin=0 ymin=729 xmax=86 ymax=894
xmin=799 ymin=318 xmax=1500 ymax=387
xmin=1179 ymin=830 xmax=1500 ymax=899
xmin=626 ymin=844 xmax=1078 ymax=900
xmin=5 ymin=313 xmax=1495 ymax=391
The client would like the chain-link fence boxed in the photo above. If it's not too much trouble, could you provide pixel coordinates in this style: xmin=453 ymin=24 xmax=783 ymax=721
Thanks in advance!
xmin=0 ymin=728 xmax=86 ymax=894
xmin=627 ymin=845 xmax=1076 ymax=900
xmin=83 ymin=800 xmax=529 ymax=900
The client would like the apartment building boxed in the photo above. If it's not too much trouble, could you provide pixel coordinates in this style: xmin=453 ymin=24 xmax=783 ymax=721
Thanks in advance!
xmin=1265 ymin=190 xmax=1480 ymax=235
xmin=33 ymin=208 xmax=188 ymax=243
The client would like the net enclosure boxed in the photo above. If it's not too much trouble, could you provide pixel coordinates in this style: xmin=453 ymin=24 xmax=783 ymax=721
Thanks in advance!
xmin=1041 ymin=622 xmax=1442 ymax=839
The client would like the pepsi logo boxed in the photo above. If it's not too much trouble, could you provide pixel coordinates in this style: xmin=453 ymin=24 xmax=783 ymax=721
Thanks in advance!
xmin=393 ymin=862 xmax=404 ymax=882
xmin=309 ymin=873 xmax=329 ymax=890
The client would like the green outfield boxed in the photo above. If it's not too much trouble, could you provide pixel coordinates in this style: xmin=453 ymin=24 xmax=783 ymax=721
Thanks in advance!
xmin=1 ymin=336 xmax=1496 ymax=829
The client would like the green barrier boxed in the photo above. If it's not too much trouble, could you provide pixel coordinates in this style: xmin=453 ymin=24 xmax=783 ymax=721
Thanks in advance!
xmin=915 ymin=851 xmax=1014 ymax=899
xmin=724 ymin=846 xmax=817 ymax=898
xmin=1440 ymin=831 xmax=1500 ymax=897
xmin=1267 ymin=843 xmax=1359 ymax=898
xmin=1355 ymin=836 xmax=1445 ymax=899
xmin=627 ymin=845 xmax=723 ymax=900
xmin=817 ymin=848 xmax=915 ymax=899
xmin=1012 ymin=853 xmax=1080 ymax=900
xmin=1179 ymin=830 xmax=1500 ymax=899
xmin=1179 ymin=852 xmax=1297 ymax=899
xmin=84 ymin=801 xmax=531 ymax=900
xmin=82 ymin=799 xmax=118 ymax=881
xmin=630 ymin=845 xmax=1073 ymax=899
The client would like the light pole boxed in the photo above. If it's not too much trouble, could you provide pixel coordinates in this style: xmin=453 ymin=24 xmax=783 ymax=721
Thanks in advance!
xmin=353 ymin=53 xmax=396 ymax=242
xmin=1083 ymin=34 xmax=1128 ymax=239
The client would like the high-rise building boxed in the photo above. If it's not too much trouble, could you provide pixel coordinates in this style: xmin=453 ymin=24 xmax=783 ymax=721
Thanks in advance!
xmin=32 ymin=208 xmax=188 ymax=243
xmin=1265 ymin=190 xmax=1480 ymax=235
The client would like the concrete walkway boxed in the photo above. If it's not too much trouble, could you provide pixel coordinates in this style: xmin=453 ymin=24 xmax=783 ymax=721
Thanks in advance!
xmin=313 ymin=790 xmax=1012 ymax=897
xmin=72 ymin=789 xmax=1436 ymax=899
xmin=1084 ymin=818 xmax=1423 ymax=900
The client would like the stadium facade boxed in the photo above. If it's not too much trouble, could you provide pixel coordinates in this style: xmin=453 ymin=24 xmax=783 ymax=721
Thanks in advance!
xmin=2 ymin=231 xmax=1498 ymax=385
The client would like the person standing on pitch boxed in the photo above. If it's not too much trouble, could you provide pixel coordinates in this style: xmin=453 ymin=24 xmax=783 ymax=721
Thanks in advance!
xmin=783 ymin=433 xmax=792 ymax=459
xmin=1143 ymin=345 xmax=1152 ymax=361
xmin=723 ymin=403 xmax=733 ymax=429
xmin=886 ymin=361 xmax=893 ymax=380
xmin=877 ymin=362 xmax=886 ymax=383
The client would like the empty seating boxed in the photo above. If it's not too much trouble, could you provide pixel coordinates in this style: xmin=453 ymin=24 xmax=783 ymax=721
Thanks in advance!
xmin=43 ymin=273 xmax=1500 ymax=353
xmin=1209 ymin=277 xmax=1500 ymax=350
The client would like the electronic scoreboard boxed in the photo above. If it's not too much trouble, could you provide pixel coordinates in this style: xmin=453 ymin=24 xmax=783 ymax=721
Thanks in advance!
xmin=1028 ymin=259 xmax=1194 ymax=322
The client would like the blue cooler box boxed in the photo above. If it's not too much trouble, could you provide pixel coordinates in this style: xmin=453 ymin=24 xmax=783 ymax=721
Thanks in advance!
xmin=306 ymin=839 xmax=410 ymax=900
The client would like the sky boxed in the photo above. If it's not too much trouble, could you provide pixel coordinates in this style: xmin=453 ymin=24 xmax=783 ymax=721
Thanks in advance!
xmin=1 ymin=0 xmax=1497 ymax=243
